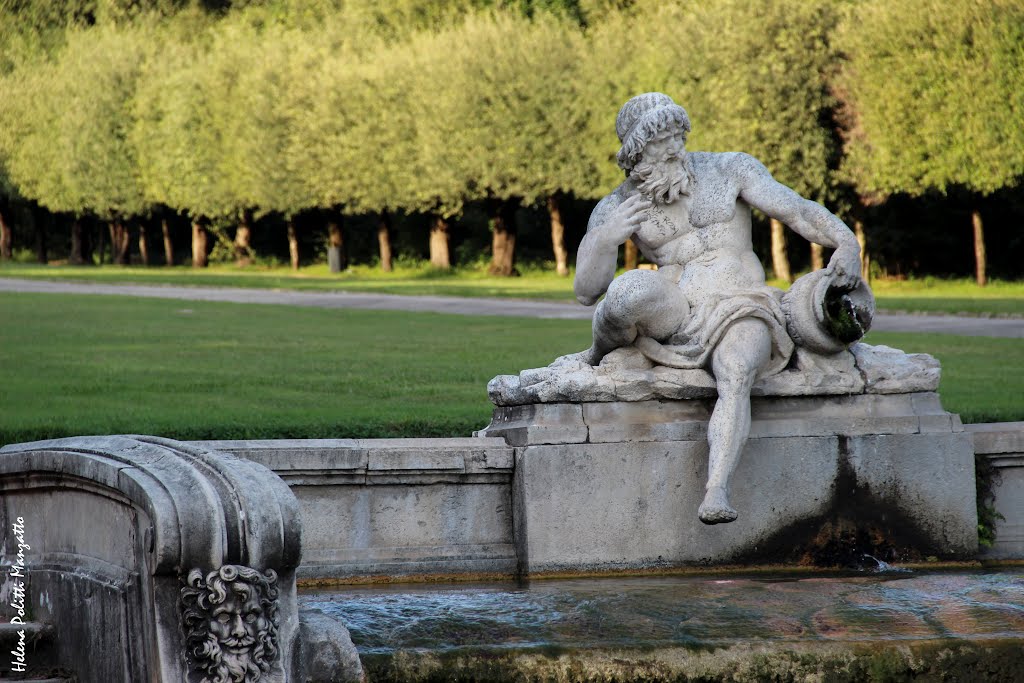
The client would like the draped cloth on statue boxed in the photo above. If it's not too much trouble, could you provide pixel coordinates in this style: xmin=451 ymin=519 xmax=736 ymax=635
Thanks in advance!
xmin=634 ymin=287 xmax=794 ymax=379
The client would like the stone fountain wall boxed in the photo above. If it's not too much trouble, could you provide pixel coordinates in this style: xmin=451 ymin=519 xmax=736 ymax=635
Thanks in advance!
xmin=182 ymin=402 xmax=1021 ymax=580
xmin=968 ymin=422 xmax=1024 ymax=561
xmin=0 ymin=420 xmax=1020 ymax=680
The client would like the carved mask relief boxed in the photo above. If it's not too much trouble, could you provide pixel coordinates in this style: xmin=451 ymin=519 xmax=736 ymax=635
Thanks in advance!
xmin=181 ymin=565 xmax=280 ymax=683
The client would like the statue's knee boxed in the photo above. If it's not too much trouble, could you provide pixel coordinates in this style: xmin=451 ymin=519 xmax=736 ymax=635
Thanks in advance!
xmin=604 ymin=271 xmax=659 ymax=320
xmin=713 ymin=322 xmax=772 ymax=391
xmin=715 ymin=372 xmax=755 ymax=397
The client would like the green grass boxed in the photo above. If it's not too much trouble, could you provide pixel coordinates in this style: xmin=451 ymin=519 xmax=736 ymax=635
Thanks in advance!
xmin=867 ymin=277 xmax=1024 ymax=317
xmin=0 ymin=292 xmax=592 ymax=445
xmin=0 ymin=292 xmax=1019 ymax=446
xmin=0 ymin=261 xmax=582 ymax=301
xmin=2 ymin=262 xmax=1022 ymax=316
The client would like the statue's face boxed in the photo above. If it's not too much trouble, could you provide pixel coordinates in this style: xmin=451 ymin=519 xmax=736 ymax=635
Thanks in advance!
xmin=642 ymin=129 xmax=687 ymax=165
xmin=210 ymin=585 xmax=265 ymax=673
xmin=634 ymin=129 xmax=691 ymax=203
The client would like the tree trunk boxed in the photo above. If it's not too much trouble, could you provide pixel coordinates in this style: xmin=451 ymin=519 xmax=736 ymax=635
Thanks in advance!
xmin=162 ymin=218 xmax=174 ymax=266
xmin=854 ymin=218 xmax=870 ymax=282
xmin=96 ymin=219 xmax=106 ymax=264
xmin=34 ymin=207 xmax=47 ymax=264
xmin=770 ymin=218 xmax=791 ymax=283
xmin=234 ymin=209 xmax=253 ymax=266
xmin=624 ymin=238 xmax=638 ymax=270
xmin=548 ymin=195 xmax=569 ymax=276
xmin=488 ymin=202 xmax=518 ymax=276
xmin=191 ymin=219 xmax=208 ymax=268
xmin=377 ymin=212 xmax=393 ymax=272
xmin=972 ymin=208 xmax=987 ymax=287
xmin=139 ymin=222 xmax=150 ymax=266
xmin=327 ymin=218 xmax=345 ymax=273
xmin=109 ymin=219 xmax=131 ymax=265
xmin=0 ymin=205 xmax=12 ymax=260
xmin=429 ymin=216 xmax=451 ymax=269
xmin=287 ymin=219 xmax=300 ymax=270
xmin=810 ymin=242 xmax=824 ymax=272
xmin=69 ymin=218 xmax=86 ymax=265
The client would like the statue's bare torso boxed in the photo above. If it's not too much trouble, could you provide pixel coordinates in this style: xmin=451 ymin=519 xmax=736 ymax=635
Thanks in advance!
xmin=592 ymin=152 xmax=768 ymax=307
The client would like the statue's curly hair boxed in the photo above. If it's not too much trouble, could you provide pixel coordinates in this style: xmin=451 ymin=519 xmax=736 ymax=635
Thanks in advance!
xmin=180 ymin=565 xmax=280 ymax=683
xmin=615 ymin=93 xmax=691 ymax=173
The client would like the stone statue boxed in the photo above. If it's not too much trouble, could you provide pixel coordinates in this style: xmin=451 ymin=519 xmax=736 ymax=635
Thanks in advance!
xmin=181 ymin=565 xmax=281 ymax=683
xmin=558 ymin=92 xmax=871 ymax=525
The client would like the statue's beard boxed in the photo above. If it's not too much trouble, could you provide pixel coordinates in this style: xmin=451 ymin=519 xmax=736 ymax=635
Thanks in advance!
xmin=632 ymin=153 xmax=692 ymax=204
xmin=220 ymin=648 xmax=260 ymax=682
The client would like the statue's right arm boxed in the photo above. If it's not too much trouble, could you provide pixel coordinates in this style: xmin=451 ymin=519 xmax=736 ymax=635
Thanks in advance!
xmin=574 ymin=192 xmax=651 ymax=306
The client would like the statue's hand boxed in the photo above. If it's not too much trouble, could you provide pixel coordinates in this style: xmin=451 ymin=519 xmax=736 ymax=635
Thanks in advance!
xmin=603 ymin=193 xmax=652 ymax=246
xmin=826 ymin=247 xmax=862 ymax=290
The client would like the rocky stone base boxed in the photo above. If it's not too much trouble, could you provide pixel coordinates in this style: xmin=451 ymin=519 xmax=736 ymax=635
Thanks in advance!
xmin=488 ymin=343 xmax=940 ymax=406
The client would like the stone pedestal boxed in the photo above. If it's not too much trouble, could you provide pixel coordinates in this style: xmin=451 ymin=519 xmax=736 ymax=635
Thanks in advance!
xmin=478 ymin=392 xmax=978 ymax=574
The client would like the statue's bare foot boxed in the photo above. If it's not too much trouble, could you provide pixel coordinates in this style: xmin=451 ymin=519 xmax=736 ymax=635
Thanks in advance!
xmin=550 ymin=347 xmax=599 ymax=368
xmin=698 ymin=487 xmax=738 ymax=525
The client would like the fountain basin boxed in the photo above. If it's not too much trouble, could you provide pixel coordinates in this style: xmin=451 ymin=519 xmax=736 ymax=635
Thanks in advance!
xmin=303 ymin=569 xmax=1024 ymax=682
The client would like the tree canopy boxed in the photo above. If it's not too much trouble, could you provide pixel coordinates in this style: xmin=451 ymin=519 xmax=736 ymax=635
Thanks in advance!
xmin=836 ymin=0 xmax=1024 ymax=198
xmin=0 ymin=0 xmax=1019 ymax=278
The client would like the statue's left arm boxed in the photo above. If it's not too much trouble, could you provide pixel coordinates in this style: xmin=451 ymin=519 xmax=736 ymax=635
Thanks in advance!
xmin=731 ymin=153 xmax=861 ymax=288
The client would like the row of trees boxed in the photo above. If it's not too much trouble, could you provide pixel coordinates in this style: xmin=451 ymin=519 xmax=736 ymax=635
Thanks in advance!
xmin=1 ymin=0 xmax=1021 ymax=282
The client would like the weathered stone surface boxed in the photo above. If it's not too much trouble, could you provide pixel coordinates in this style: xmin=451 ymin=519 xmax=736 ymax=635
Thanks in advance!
xmin=512 ymin=429 xmax=977 ymax=573
xmin=853 ymin=343 xmax=942 ymax=393
xmin=196 ymin=438 xmax=518 ymax=579
xmin=480 ymin=392 xmax=958 ymax=446
xmin=487 ymin=393 xmax=978 ymax=573
xmin=489 ymin=343 xmax=938 ymax=407
xmin=846 ymin=432 xmax=978 ymax=557
xmin=0 ymin=436 xmax=302 ymax=683
xmin=513 ymin=438 xmax=838 ymax=572
xmin=472 ymin=404 xmax=587 ymax=447
xmin=295 ymin=608 xmax=365 ymax=682
xmin=969 ymin=422 xmax=1024 ymax=560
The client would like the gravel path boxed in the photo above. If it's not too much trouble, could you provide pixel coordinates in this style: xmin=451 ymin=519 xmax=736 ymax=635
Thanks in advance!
xmin=2 ymin=277 xmax=1021 ymax=338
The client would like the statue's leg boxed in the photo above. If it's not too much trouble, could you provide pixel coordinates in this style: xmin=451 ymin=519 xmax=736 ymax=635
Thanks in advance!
xmin=575 ymin=269 xmax=688 ymax=365
xmin=698 ymin=318 xmax=772 ymax=524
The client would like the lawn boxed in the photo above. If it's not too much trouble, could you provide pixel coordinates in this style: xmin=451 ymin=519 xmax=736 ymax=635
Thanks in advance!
xmin=0 ymin=292 xmax=1019 ymax=446
xmin=2 ymin=262 xmax=1023 ymax=317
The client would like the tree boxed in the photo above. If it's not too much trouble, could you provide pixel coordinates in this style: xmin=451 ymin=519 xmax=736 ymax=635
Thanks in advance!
xmin=132 ymin=16 xmax=228 ymax=266
xmin=0 ymin=22 xmax=153 ymax=263
xmin=421 ymin=11 xmax=590 ymax=275
xmin=837 ymin=0 xmax=1024 ymax=286
xmin=0 ymin=166 xmax=14 ymax=260
xmin=687 ymin=0 xmax=843 ymax=280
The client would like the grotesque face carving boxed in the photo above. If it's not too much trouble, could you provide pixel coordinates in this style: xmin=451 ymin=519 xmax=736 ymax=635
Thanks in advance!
xmin=181 ymin=565 xmax=280 ymax=683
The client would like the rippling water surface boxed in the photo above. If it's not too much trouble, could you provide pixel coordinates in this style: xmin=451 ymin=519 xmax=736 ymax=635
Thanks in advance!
xmin=301 ymin=570 xmax=1024 ymax=655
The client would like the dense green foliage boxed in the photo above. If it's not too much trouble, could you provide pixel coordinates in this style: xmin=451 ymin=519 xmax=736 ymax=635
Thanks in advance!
xmin=837 ymin=0 xmax=1024 ymax=197
xmin=0 ymin=292 xmax=1019 ymax=445
xmin=0 ymin=0 xmax=1021 ymax=277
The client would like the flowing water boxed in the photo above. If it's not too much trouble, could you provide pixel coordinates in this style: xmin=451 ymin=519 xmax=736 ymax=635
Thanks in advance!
xmin=301 ymin=569 xmax=1024 ymax=656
